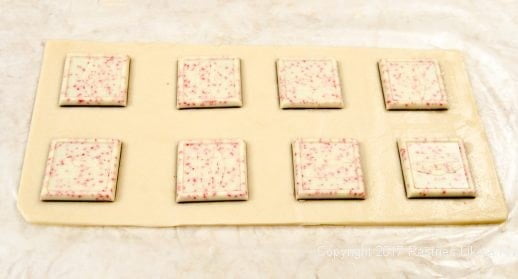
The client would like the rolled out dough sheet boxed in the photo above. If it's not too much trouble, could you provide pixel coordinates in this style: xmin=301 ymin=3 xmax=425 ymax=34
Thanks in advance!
xmin=17 ymin=40 xmax=507 ymax=226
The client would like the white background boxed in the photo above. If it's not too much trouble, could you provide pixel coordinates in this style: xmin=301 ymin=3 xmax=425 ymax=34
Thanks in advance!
xmin=1 ymin=0 xmax=517 ymax=277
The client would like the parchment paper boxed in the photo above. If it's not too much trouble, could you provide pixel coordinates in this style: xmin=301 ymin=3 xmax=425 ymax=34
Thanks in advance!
xmin=1 ymin=0 xmax=517 ymax=277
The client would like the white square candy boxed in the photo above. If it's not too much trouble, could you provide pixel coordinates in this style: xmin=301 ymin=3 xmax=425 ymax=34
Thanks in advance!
xmin=176 ymin=139 xmax=248 ymax=202
xmin=40 ymin=138 xmax=122 ymax=201
xmin=378 ymin=59 xmax=448 ymax=110
xmin=397 ymin=138 xmax=476 ymax=198
xmin=59 ymin=54 xmax=130 ymax=106
xmin=292 ymin=138 xmax=365 ymax=199
xmin=176 ymin=57 xmax=242 ymax=108
xmin=277 ymin=58 xmax=343 ymax=108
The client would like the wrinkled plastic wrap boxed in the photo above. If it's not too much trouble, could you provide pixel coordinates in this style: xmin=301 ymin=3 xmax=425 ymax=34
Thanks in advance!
xmin=0 ymin=0 xmax=517 ymax=277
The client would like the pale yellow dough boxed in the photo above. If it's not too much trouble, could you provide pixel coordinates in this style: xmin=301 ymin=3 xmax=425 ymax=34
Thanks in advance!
xmin=17 ymin=41 xmax=507 ymax=226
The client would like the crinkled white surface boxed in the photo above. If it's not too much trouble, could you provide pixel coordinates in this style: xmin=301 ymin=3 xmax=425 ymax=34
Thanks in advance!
xmin=1 ymin=0 xmax=517 ymax=277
